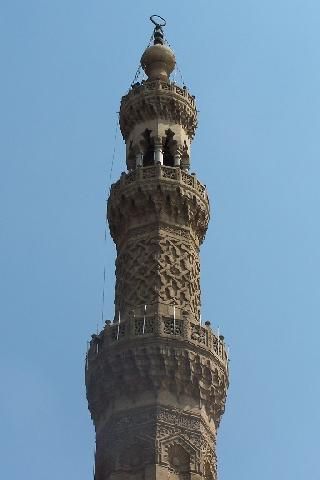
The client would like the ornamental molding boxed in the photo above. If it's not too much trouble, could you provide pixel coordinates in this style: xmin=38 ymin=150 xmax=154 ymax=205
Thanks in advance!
xmin=120 ymin=81 xmax=198 ymax=140
xmin=93 ymin=406 xmax=218 ymax=480
xmin=108 ymin=166 xmax=210 ymax=246
xmin=86 ymin=340 xmax=228 ymax=428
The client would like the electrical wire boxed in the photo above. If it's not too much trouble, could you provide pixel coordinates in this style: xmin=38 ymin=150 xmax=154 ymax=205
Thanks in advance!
xmin=100 ymin=116 xmax=119 ymax=330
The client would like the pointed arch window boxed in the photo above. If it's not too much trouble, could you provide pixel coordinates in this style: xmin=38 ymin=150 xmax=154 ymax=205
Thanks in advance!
xmin=142 ymin=129 xmax=154 ymax=167
xmin=163 ymin=129 xmax=175 ymax=167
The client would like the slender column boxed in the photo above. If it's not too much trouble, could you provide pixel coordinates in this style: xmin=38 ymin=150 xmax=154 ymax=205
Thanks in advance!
xmin=136 ymin=152 xmax=143 ymax=167
xmin=174 ymin=148 xmax=182 ymax=167
xmin=154 ymin=136 xmax=163 ymax=165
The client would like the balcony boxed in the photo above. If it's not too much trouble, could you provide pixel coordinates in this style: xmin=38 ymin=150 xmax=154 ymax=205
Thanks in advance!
xmin=110 ymin=165 xmax=208 ymax=201
xmin=88 ymin=305 xmax=229 ymax=373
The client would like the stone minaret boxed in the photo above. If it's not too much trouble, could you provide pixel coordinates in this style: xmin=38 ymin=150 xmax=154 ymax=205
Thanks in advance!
xmin=86 ymin=18 xmax=229 ymax=480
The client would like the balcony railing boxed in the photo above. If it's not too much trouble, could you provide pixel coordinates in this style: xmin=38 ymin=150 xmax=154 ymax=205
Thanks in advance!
xmin=111 ymin=165 xmax=208 ymax=201
xmin=88 ymin=309 xmax=229 ymax=371
xmin=123 ymin=80 xmax=196 ymax=108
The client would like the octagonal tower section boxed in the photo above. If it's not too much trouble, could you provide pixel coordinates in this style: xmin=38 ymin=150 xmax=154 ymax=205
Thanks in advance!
xmin=86 ymin=21 xmax=229 ymax=480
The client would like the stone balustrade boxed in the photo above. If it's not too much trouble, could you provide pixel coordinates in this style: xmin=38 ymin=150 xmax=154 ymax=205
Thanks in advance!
xmin=119 ymin=80 xmax=198 ymax=141
xmin=124 ymin=80 xmax=196 ymax=107
xmin=88 ymin=308 xmax=229 ymax=373
xmin=110 ymin=165 xmax=208 ymax=201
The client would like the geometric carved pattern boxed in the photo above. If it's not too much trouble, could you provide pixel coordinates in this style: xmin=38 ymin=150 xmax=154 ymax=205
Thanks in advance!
xmin=163 ymin=318 xmax=183 ymax=335
xmin=94 ymin=407 xmax=217 ymax=480
xmin=107 ymin=167 xmax=210 ymax=247
xmin=86 ymin=340 xmax=228 ymax=427
xmin=87 ymin=44 xmax=229 ymax=479
xmin=119 ymin=81 xmax=198 ymax=141
xmin=158 ymin=237 xmax=200 ymax=318
xmin=115 ymin=235 xmax=158 ymax=310
xmin=115 ymin=234 xmax=200 ymax=320
xmin=134 ymin=317 xmax=154 ymax=335
xmin=90 ymin=160 xmax=225 ymax=479
xmin=191 ymin=323 xmax=208 ymax=345
xmin=166 ymin=444 xmax=191 ymax=472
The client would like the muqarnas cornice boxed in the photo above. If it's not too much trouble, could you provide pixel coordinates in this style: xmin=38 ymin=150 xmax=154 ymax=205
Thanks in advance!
xmin=120 ymin=81 xmax=198 ymax=141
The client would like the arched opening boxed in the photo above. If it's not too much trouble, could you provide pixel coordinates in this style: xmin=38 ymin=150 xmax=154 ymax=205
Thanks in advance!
xmin=167 ymin=444 xmax=190 ymax=473
xmin=163 ymin=129 xmax=175 ymax=167
xmin=142 ymin=129 xmax=154 ymax=167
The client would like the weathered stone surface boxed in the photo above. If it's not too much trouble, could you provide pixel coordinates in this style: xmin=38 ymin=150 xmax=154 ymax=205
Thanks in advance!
xmin=86 ymin=309 xmax=228 ymax=480
xmin=86 ymin=315 xmax=228 ymax=425
xmin=93 ymin=407 xmax=217 ymax=480
xmin=86 ymin=25 xmax=229 ymax=480
xmin=108 ymin=166 xmax=209 ymax=246
xmin=120 ymin=81 xmax=197 ymax=141
xmin=107 ymin=165 xmax=209 ymax=322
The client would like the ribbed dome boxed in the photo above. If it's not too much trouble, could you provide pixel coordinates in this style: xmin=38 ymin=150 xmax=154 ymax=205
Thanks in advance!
xmin=141 ymin=43 xmax=176 ymax=81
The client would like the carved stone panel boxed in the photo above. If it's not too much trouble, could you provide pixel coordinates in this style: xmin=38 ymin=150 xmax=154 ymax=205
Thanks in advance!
xmin=115 ymin=232 xmax=200 ymax=320
xmin=119 ymin=81 xmax=198 ymax=141
xmin=94 ymin=407 xmax=217 ymax=480
xmin=86 ymin=340 xmax=228 ymax=427
xmin=107 ymin=167 xmax=210 ymax=247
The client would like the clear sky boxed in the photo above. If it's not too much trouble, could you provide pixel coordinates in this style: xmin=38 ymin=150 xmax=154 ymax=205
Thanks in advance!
xmin=1 ymin=0 xmax=320 ymax=478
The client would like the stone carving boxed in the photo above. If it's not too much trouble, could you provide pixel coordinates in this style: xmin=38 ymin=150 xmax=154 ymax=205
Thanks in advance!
xmin=86 ymin=340 xmax=228 ymax=427
xmin=112 ymin=165 xmax=208 ymax=201
xmin=92 ymin=406 xmax=218 ymax=480
xmin=165 ymin=442 xmax=194 ymax=473
xmin=87 ymin=26 xmax=229 ymax=480
xmin=162 ymin=166 xmax=177 ymax=179
xmin=120 ymin=81 xmax=198 ymax=141
xmin=134 ymin=317 xmax=154 ymax=335
xmin=107 ymin=166 xmax=210 ymax=247
xmin=191 ymin=323 xmax=208 ymax=346
xmin=115 ymin=234 xmax=200 ymax=319
xmin=104 ymin=313 xmax=228 ymax=373
xmin=163 ymin=317 xmax=183 ymax=336
xmin=126 ymin=224 xmax=192 ymax=244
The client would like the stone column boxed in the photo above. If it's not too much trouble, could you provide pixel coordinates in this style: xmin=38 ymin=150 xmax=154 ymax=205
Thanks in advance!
xmin=136 ymin=152 xmax=143 ymax=167
xmin=174 ymin=146 xmax=183 ymax=167
xmin=154 ymin=136 xmax=163 ymax=165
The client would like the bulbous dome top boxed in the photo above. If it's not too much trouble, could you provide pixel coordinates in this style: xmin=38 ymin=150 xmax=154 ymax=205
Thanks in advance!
xmin=141 ymin=43 xmax=176 ymax=81
xmin=140 ymin=16 xmax=176 ymax=82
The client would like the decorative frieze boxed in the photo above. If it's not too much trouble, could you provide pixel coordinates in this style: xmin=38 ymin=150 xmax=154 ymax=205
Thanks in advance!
xmin=108 ymin=165 xmax=210 ymax=247
xmin=94 ymin=407 xmax=218 ymax=480
xmin=86 ymin=331 xmax=229 ymax=428
xmin=120 ymin=81 xmax=198 ymax=141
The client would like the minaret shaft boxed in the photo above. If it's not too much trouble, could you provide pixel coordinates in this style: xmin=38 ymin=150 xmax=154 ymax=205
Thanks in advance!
xmin=108 ymin=164 xmax=208 ymax=322
xmin=86 ymin=20 xmax=229 ymax=480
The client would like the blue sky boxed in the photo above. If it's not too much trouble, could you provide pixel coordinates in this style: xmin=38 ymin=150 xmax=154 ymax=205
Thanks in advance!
xmin=1 ymin=1 xmax=320 ymax=478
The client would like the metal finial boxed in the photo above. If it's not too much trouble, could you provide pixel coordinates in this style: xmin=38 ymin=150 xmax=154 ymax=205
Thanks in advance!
xmin=150 ymin=15 xmax=166 ymax=45
xmin=150 ymin=15 xmax=166 ymax=27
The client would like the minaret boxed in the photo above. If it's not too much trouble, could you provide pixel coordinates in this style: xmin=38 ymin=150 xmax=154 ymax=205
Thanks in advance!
xmin=86 ymin=17 xmax=229 ymax=480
